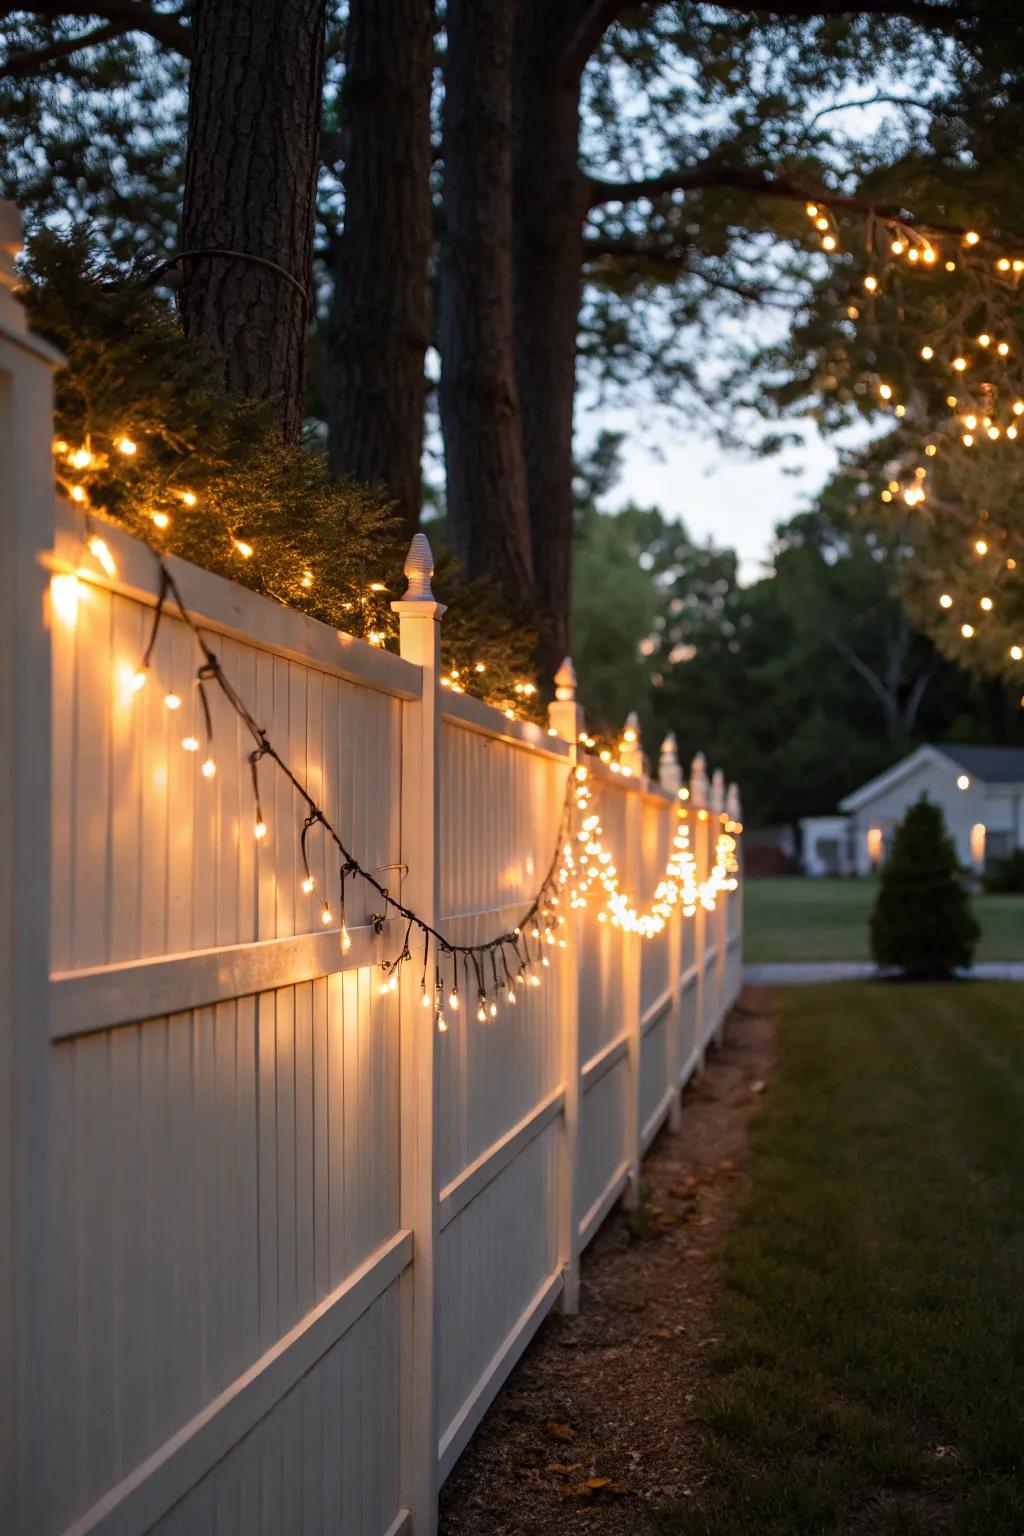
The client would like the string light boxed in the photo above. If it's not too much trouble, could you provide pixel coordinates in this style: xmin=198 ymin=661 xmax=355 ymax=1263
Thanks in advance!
xmin=114 ymin=557 xmax=742 ymax=1032
xmin=86 ymin=535 xmax=116 ymax=577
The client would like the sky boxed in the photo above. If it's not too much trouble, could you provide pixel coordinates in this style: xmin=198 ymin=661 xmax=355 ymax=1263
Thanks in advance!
xmin=585 ymin=406 xmax=843 ymax=582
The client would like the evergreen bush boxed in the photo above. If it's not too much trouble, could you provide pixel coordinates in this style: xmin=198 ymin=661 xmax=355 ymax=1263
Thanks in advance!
xmin=870 ymin=797 xmax=979 ymax=979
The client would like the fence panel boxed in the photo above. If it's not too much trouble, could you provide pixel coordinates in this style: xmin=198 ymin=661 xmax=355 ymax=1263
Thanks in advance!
xmin=2 ymin=240 xmax=742 ymax=1536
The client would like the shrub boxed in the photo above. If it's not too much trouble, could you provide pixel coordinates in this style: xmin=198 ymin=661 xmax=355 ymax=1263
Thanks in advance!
xmin=870 ymin=798 xmax=980 ymax=979
xmin=983 ymin=848 xmax=1024 ymax=894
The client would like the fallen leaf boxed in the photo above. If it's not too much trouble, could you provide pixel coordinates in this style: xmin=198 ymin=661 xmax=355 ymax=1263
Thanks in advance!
xmin=545 ymin=1420 xmax=574 ymax=1442
xmin=545 ymin=1462 xmax=582 ymax=1475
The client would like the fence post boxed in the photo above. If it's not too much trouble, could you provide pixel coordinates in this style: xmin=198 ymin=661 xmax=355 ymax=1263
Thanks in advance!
xmin=548 ymin=658 xmax=584 ymax=1314
xmin=0 ymin=201 xmax=62 ymax=1536
xmin=658 ymin=734 xmax=685 ymax=1133
xmin=727 ymin=780 xmax=744 ymax=1009
xmin=689 ymin=751 xmax=710 ymax=1067
xmin=619 ymin=714 xmax=644 ymax=1208
xmin=392 ymin=535 xmax=445 ymax=1536
xmin=710 ymin=768 xmax=727 ymax=1046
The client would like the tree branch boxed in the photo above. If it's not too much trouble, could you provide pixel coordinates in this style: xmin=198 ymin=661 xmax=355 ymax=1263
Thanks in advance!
xmin=0 ymin=21 xmax=123 ymax=78
xmin=560 ymin=0 xmax=969 ymax=84
xmin=0 ymin=2 xmax=191 ymax=57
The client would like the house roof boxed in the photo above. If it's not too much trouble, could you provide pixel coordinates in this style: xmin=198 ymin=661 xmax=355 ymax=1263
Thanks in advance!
xmin=934 ymin=744 xmax=1024 ymax=784
xmin=839 ymin=743 xmax=1024 ymax=812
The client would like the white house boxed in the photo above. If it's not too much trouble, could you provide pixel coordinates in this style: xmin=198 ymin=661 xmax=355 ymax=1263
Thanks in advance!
xmin=838 ymin=744 xmax=1024 ymax=876
xmin=800 ymin=815 xmax=857 ymax=877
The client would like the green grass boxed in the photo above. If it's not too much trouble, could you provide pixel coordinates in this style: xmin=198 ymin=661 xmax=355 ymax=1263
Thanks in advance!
xmin=744 ymin=878 xmax=1024 ymax=964
xmin=660 ymin=983 xmax=1024 ymax=1536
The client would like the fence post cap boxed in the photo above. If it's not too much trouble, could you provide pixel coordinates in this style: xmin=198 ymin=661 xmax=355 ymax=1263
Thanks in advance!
xmin=0 ymin=199 xmax=64 ymax=362
xmin=689 ymin=751 xmax=708 ymax=807
xmin=0 ymin=199 xmax=20 ymax=294
xmin=658 ymin=732 xmax=682 ymax=792
xmin=726 ymin=781 xmax=742 ymax=819
xmin=554 ymin=656 xmax=577 ymax=702
xmin=402 ymin=532 xmax=434 ymax=601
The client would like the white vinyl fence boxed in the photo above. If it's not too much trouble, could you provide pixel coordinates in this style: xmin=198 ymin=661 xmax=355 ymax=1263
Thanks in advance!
xmin=1 ymin=213 xmax=742 ymax=1536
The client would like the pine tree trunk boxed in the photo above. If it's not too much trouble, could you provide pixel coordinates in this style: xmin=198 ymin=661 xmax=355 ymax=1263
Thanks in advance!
xmin=438 ymin=0 xmax=535 ymax=593
xmin=179 ymin=0 xmax=327 ymax=442
xmin=512 ymin=0 xmax=589 ymax=676
xmin=326 ymin=0 xmax=433 ymax=530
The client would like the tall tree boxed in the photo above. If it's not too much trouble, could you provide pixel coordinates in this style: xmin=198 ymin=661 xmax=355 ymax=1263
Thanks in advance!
xmin=438 ymin=0 xmax=534 ymax=594
xmin=508 ymin=0 xmax=971 ymax=674
xmin=326 ymin=0 xmax=433 ymax=530
xmin=179 ymin=0 xmax=328 ymax=440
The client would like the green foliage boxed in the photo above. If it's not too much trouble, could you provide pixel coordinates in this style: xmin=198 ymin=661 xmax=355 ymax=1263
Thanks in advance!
xmin=22 ymin=228 xmax=541 ymax=712
xmin=870 ymin=799 xmax=980 ymax=978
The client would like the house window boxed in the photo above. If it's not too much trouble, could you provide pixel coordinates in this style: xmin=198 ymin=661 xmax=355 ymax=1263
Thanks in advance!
xmin=867 ymin=826 xmax=884 ymax=866
xmin=970 ymin=823 xmax=986 ymax=868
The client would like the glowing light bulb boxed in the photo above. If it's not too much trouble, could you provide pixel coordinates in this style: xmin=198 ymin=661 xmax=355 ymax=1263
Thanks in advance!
xmin=340 ymin=923 xmax=352 ymax=953
xmin=437 ymin=1014 xmax=448 ymax=1033
xmin=131 ymin=669 xmax=147 ymax=692
xmin=952 ymin=356 xmax=967 ymax=372
xmin=70 ymin=485 xmax=87 ymax=503
xmin=302 ymin=876 xmax=315 ymax=893
xmin=980 ymin=596 xmax=994 ymax=611
xmin=976 ymin=539 xmax=988 ymax=555
xmin=86 ymin=535 xmax=116 ymax=576
xmin=879 ymin=383 xmax=892 ymax=400
xmin=50 ymin=573 xmax=80 ymax=627
xmin=891 ymin=238 xmax=906 ymax=255
xmin=988 ymin=426 xmax=1001 ymax=440
xmin=894 ymin=404 xmax=906 ymax=417
xmin=964 ymin=231 xmax=980 ymax=246
xmin=863 ymin=275 xmax=878 ymax=293
xmin=254 ymin=820 xmax=267 ymax=840
xmin=321 ymin=903 xmax=332 ymax=925
xmin=182 ymin=735 xmax=199 ymax=752
xmin=925 ymin=444 xmax=937 ymax=456
xmin=489 ymin=1002 xmax=497 ymax=1018
xmin=1008 ymin=426 xmax=1018 ymax=440
xmin=201 ymin=757 xmax=216 ymax=778
xmin=164 ymin=691 xmax=181 ymax=710
xmin=180 ymin=490 xmax=197 ymax=507
xmin=805 ymin=203 xmax=818 ymax=218
xmin=821 ymin=234 xmax=836 ymax=251
xmin=1011 ymin=646 xmax=1023 ymax=661
xmin=448 ymin=989 xmax=459 ymax=1010
xmin=301 ymin=569 xmax=314 ymax=588
xmin=116 ymin=436 xmax=137 ymax=456
xmin=920 ymin=345 xmax=934 ymax=360
xmin=939 ymin=593 xmax=953 ymax=608
xmin=152 ymin=511 xmax=171 ymax=530
xmin=998 ymin=341 xmax=1010 ymax=356
xmin=977 ymin=333 xmax=991 ymax=347
xmin=922 ymin=246 xmax=937 ymax=264
xmin=997 ymin=258 xmax=1011 ymax=272
xmin=477 ymin=1003 xmax=487 ymax=1023
xmin=234 ymin=540 xmax=254 ymax=559
xmin=70 ymin=448 xmax=92 ymax=470
xmin=963 ymin=433 xmax=974 ymax=447
xmin=961 ymin=623 xmax=975 ymax=638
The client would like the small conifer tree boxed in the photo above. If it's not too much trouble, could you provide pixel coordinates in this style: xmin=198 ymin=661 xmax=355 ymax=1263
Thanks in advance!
xmin=870 ymin=797 xmax=979 ymax=979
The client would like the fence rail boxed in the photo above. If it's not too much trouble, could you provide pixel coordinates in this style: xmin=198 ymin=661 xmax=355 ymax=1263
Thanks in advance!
xmin=1 ymin=212 xmax=742 ymax=1536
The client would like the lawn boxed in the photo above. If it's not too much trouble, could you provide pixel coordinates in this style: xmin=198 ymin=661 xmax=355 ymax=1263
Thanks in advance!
xmin=661 ymin=983 xmax=1024 ymax=1536
xmin=744 ymin=877 xmax=1024 ymax=964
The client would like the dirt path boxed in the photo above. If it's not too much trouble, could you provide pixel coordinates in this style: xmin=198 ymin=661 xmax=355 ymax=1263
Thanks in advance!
xmin=439 ymin=992 xmax=777 ymax=1536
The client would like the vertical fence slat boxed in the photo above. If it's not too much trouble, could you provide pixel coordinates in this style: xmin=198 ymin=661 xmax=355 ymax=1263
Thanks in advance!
xmin=547 ymin=661 xmax=584 ymax=1315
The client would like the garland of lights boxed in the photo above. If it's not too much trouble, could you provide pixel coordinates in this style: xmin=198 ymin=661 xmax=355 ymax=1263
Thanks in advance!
xmin=106 ymin=549 xmax=741 ymax=1032
xmin=799 ymin=200 xmax=1024 ymax=682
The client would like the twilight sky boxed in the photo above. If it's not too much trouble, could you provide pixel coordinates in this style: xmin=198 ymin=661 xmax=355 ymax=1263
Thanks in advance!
xmin=585 ymin=405 xmax=843 ymax=583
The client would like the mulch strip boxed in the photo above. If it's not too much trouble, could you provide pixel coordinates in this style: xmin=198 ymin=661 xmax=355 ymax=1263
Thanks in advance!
xmin=439 ymin=989 xmax=777 ymax=1535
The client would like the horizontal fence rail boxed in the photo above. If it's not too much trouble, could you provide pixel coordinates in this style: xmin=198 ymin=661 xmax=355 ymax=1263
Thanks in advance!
xmin=1 ymin=241 xmax=743 ymax=1536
